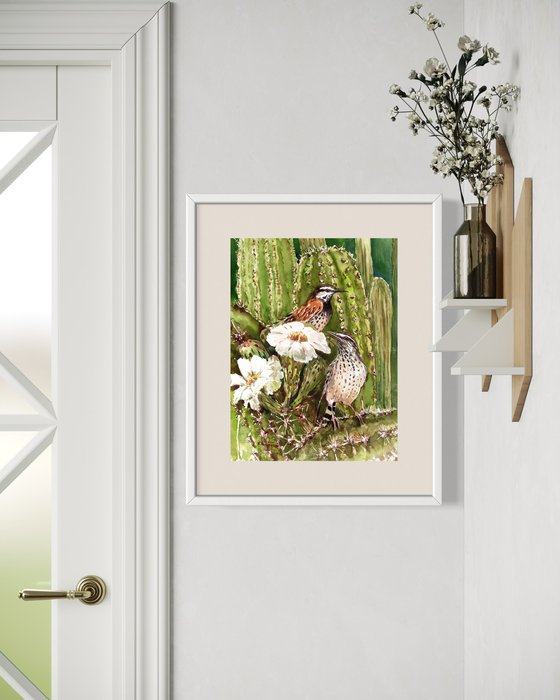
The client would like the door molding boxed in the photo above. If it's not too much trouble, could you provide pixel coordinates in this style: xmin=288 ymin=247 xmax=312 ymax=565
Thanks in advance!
xmin=0 ymin=3 xmax=170 ymax=698
xmin=0 ymin=2 xmax=165 ymax=49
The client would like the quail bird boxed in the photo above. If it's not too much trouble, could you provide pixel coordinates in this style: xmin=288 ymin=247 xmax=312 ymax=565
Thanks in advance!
xmin=321 ymin=331 xmax=367 ymax=429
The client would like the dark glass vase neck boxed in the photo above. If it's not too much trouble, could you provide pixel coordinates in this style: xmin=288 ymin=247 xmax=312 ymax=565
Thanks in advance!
xmin=453 ymin=203 xmax=496 ymax=299
xmin=464 ymin=203 xmax=486 ymax=223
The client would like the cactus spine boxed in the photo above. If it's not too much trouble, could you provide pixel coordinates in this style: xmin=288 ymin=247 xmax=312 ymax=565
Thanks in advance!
xmin=236 ymin=238 xmax=296 ymax=324
xmin=293 ymin=245 xmax=376 ymax=406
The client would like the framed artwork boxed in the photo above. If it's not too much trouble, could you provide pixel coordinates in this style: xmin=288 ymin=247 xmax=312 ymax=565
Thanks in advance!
xmin=186 ymin=195 xmax=442 ymax=505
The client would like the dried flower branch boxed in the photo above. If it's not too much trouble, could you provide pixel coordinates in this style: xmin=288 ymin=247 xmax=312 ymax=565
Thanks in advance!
xmin=389 ymin=5 xmax=519 ymax=204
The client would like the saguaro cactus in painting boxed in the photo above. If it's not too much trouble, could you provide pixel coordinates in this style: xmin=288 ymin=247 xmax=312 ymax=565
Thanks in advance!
xmin=230 ymin=237 xmax=398 ymax=462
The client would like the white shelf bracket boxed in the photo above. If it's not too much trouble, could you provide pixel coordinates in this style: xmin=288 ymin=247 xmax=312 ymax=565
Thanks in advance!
xmin=431 ymin=309 xmax=492 ymax=352
xmin=450 ymin=309 xmax=524 ymax=376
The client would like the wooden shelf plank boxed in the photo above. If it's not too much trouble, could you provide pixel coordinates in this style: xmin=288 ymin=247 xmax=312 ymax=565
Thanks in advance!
xmin=511 ymin=178 xmax=533 ymax=421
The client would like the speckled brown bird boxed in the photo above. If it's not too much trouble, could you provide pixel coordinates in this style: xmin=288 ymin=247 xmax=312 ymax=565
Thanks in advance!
xmin=283 ymin=285 xmax=344 ymax=331
xmin=321 ymin=331 xmax=367 ymax=429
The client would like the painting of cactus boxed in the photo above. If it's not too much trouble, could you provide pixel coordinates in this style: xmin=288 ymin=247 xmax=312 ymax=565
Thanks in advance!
xmin=230 ymin=237 xmax=398 ymax=462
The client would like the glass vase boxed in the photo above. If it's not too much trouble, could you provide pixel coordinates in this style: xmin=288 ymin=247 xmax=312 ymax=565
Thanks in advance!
xmin=453 ymin=203 xmax=496 ymax=299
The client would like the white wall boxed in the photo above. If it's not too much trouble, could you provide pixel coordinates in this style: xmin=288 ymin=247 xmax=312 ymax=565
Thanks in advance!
xmin=463 ymin=1 xmax=560 ymax=699
xmin=172 ymin=1 xmax=465 ymax=698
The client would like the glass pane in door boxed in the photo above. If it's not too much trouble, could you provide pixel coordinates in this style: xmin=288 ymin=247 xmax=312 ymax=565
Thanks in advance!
xmin=0 ymin=141 xmax=52 ymax=396
xmin=0 ymin=132 xmax=53 ymax=699
xmin=0 ymin=132 xmax=37 ymax=171
xmin=0 ymin=439 xmax=51 ymax=699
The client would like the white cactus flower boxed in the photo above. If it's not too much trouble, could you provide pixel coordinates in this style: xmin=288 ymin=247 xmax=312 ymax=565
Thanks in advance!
xmin=264 ymin=355 xmax=283 ymax=394
xmin=266 ymin=322 xmax=331 ymax=363
xmin=230 ymin=355 xmax=283 ymax=410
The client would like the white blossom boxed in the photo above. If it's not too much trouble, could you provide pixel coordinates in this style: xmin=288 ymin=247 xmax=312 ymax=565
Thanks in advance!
xmin=461 ymin=81 xmax=477 ymax=96
xmin=230 ymin=355 xmax=283 ymax=411
xmin=423 ymin=12 xmax=444 ymax=30
xmin=266 ymin=322 xmax=331 ymax=363
xmin=484 ymin=45 xmax=500 ymax=64
xmin=458 ymin=35 xmax=481 ymax=52
xmin=423 ymin=57 xmax=446 ymax=78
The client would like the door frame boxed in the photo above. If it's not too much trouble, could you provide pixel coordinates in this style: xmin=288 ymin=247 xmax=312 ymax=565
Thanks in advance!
xmin=0 ymin=3 xmax=170 ymax=698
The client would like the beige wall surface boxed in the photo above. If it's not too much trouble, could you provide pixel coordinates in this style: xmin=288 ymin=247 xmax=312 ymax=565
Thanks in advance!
xmin=463 ymin=2 xmax=560 ymax=699
xmin=172 ymin=1 xmax=465 ymax=698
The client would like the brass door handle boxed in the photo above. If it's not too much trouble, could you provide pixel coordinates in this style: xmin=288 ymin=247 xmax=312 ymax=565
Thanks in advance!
xmin=18 ymin=575 xmax=107 ymax=605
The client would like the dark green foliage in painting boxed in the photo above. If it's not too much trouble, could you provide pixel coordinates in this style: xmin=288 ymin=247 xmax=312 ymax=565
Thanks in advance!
xmin=293 ymin=245 xmax=376 ymax=407
xmin=236 ymin=238 xmax=297 ymax=324
xmin=230 ymin=238 xmax=239 ymax=301
xmin=371 ymin=238 xmax=394 ymax=287
xmin=326 ymin=238 xmax=356 ymax=255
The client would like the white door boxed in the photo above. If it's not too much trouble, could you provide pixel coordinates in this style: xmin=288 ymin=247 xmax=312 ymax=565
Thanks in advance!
xmin=0 ymin=5 xmax=169 ymax=699
xmin=0 ymin=64 xmax=116 ymax=700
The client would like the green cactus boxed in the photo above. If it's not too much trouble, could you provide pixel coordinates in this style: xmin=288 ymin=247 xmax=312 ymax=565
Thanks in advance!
xmin=292 ymin=356 xmax=328 ymax=407
xmin=236 ymin=406 xmax=281 ymax=460
xmin=279 ymin=356 xmax=302 ymax=404
xmin=293 ymin=245 xmax=376 ymax=406
xmin=369 ymin=277 xmax=393 ymax=408
xmin=231 ymin=237 xmax=398 ymax=461
xmin=231 ymin=304 xmax=265 ymax=372
xmin=236 ymin=238 xmax=296 ymax=324
xmin=294 ymin=409 xmax=398 ymax=461
xmin=391 ymin=239 xmax=398 ymax=407
xmin=299 ymin=238 xmax=326 ymax=252
xmin=356 ymin=238 xmax=398 ymax=409
xmin=231 ymin=303 xmax=263 ymax=341
xmin=355 ymin=238 xmax=374 ymax=291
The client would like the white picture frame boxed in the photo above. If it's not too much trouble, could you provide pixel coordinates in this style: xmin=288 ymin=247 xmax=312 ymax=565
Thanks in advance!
xmin=186 ymin=194 xmax=442 ymax=506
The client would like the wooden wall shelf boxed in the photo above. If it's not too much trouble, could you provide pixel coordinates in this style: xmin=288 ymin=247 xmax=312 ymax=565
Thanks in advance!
xmin=432 ymin=137 xmax=533 ymax=421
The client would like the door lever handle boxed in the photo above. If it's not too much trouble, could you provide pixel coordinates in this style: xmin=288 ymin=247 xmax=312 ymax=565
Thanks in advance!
xmin=18 ymin=575 xmax=106 ymax=605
